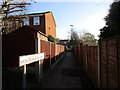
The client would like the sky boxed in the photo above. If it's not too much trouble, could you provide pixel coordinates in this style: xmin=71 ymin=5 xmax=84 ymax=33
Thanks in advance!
xmin=26 ymin=1 xmax=113 ymax=39
xmin=0 ymin=0 xmax=113 ymax=39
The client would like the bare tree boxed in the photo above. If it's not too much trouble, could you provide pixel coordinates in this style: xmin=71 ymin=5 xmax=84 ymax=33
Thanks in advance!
xmin=0 ymin=1 xmax=30 ymax=34
xmin=68 ymin=26 xmax=98 ymax=46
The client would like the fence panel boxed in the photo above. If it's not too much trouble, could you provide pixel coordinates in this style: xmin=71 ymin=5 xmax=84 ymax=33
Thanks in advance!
xmin=107 ymin=39 xmax=118 ymax=88
xmin=55 ymin=44 xmax=58 ymax=61
xmin=118 ymin=38 xmax=120 ymax=88
xmin=87 ymin=47 xmax=91 ymax=76
xmin=99 ymin=37 xmax=120 ymax=88
xmin=94 ymin=46 xmax=98 ymax=85
xmin=40 ymin=40 xmax=50 ymax=58
xmin=73 ymin=45 xmax=98 ymax=87
xmin=82 ymin=46 xmax=87 ymax=70
xmin=73 ymin=36 xmax=120 ymax=88
xmin=51 ymin=43 xmax=56 ymax=65
xmin=57 ymin=44 xmax=60 ymax=60
xmin=79 ymin=45 xmax=83 ymax=65
xmin=3 ymin=38 xmax=35 ymax=67
xmin=40 ymin=40 xmax=65 ymax=71
xmin=100 ymin=37 xmax=120 ymax=88
xmin=40 ymin=40 xmax=50 ymax=71
xmin=100 ymin=40 xmax=108 ymax=88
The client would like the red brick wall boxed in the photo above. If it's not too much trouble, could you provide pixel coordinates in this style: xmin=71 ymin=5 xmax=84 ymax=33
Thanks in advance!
xmin=29 ymin=13 xmax=56 ymax=38
xmin=45 ymin=12 xmax=56 ymax=38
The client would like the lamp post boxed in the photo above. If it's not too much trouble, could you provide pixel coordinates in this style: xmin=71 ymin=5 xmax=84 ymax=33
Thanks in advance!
xmin=70 ymin=25 xmax=73 ymax=40
xmin=70 ymin=25 xmax=74 ymax=47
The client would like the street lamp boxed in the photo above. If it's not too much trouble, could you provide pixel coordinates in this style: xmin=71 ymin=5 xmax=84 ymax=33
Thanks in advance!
xmin=70 ymin=25 xmax=74 ymax=39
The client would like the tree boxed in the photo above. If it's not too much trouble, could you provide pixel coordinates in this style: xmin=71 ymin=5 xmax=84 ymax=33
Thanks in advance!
xmin=100 ymin=1 xmax=120 ymax=39
xmin=80 ymin=33 xmax=97 ymax=46
xmin=105 ymin=1 xmax=120 ymax=31
xmin=70 ymin=29 xmax=80 ymax=45
xmin=48 ymin=35 xmax=58 ymax=44
xmin=68 ymin=29 xmax=97 ymax=46
xmin=0 ymin=1 xmax=30 ymax=34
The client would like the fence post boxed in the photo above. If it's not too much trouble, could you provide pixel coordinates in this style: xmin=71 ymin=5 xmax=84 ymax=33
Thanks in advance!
xmin=35 ymin=33 xmax=43 ymax=83
xmin=23 ymin=65 xmax=26 ymax=88
xmin=85 ymin=44 xmax=88 ymax=72
xmin=38 ymin=59 xmax=43 ymax=82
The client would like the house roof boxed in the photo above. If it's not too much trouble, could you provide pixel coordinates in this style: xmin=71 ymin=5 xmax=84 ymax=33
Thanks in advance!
xmin=21 ymin=11 xmax=52 ymax=17
xmin=26 ymin=11 xmax=51 ymax=16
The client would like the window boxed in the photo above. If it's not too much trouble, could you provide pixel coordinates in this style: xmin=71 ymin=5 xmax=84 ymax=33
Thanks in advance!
xmin=24 ymin=18 xmax=29 ymax=25
xmin=8 ymin=22 xmax=13 ymax=27
xmin=0 ymin=22 xmax=2 ymax=27
xmin=33 ymin=17 xmax=40 ymax=25
xmin=19 ymin=22 xmax=23 ymax=27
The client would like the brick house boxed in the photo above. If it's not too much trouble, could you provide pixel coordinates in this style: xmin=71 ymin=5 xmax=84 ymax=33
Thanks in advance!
xmin=2 ymin=11 xmax=56 ymax=38
xmin=2 ymin=11 xmax=57 ymax=67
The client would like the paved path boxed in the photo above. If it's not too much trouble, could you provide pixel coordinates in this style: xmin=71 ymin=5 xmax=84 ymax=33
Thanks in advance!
xmin=40 ymin=51 xmax=94 ymax=88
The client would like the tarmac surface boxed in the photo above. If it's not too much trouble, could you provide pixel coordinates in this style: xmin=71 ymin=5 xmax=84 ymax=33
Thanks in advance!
xmin=40 ymin=51 xmax=94 ymax=88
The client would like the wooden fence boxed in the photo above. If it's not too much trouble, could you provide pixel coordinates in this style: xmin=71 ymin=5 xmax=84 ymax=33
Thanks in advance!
xmin=2 ymin=27 xmax=65 ymax=88
xmin=73 ymin=45 xmax=98 ymax=86
xmin=73 ymin=36 xmax=120 ymax=88
xmin=2 ymin=38 xmax=36 ymax=67
xmin=3 ymin=37 xmax=65 ymax=88
xmin=99 ymin=36 xmax=120 ymax=88
xmin=40 ymin=40 xmax=65 ymax=72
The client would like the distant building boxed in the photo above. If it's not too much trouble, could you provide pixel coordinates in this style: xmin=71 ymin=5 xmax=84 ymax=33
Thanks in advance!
xmin=2 ymin=11 xmax=56 ymax=38
xmin=58 ymin=40 xmax=73 ymax=50
xmin=58 ymin=40 xmax=69 ymax=46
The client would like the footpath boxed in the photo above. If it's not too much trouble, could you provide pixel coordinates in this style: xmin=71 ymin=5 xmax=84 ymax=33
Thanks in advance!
xmin=39 ymin=51 xmax=94 ymax=88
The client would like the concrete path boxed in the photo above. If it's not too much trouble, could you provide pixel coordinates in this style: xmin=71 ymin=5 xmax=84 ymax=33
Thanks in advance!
xmin=40 ymin=51 xmax=94 ymax=88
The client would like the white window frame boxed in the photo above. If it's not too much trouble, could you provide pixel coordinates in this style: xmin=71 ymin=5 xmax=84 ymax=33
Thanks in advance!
xmin=8 ymin=22 xmax=13 ymax=27
xmin=33 ymin=17 xmax=40 ymax=25
xmin=24 ymin=18 xmax=29 ymax=26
